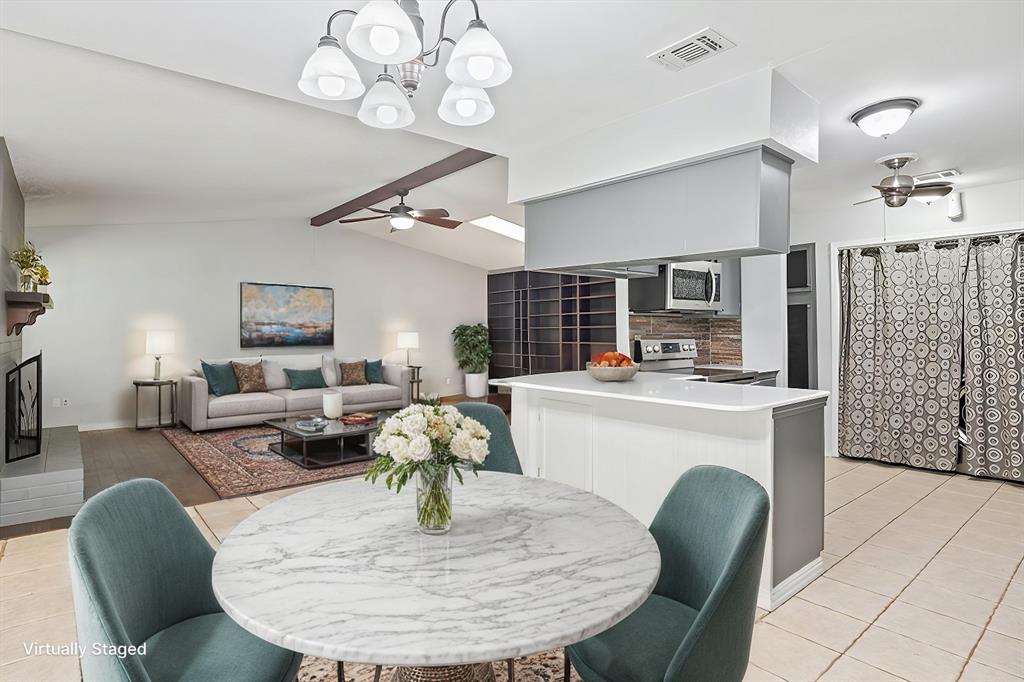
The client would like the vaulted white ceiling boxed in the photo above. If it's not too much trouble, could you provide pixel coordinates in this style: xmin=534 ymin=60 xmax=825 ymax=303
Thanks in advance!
xmin=1 ymin=0 xmax=1021 ymax=267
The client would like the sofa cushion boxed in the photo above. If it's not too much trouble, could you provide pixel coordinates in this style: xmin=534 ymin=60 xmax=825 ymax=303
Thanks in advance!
xmin=261 ymin=359 xmax=288 ymax=391
xmin=341 ymin=360 xmax=367 ymax=386
xmin=207 ymin=392 xmax=285 ymax=419
xmin=321 ymin=354 xmax=340 ymax=387
xmin=365 ymin=359 xmax=384 ymax=384
xmin=284 ymin=367 xmax=327 ymax=389
xmin=231 ymin=361 xmax=268 ymax=393
xmin=201 ymin=361 xmax=239 ymax=397
xmin=269 ymin=388 xmax=329 ymax=413
xmin=343 ymin=383 xmax=402 ymax=405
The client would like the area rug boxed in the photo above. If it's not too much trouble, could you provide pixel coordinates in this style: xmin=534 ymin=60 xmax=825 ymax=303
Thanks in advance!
xmin=298 ymin=651 xmax=582 ymax=682
xmin=162 ymin=426 xmax=373 ymax=498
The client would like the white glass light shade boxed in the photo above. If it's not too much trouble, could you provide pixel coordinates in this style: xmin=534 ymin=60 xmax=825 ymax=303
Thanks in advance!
xmin=390 ymin=214 xmax=415 ymax=230
xmin=397 ymin=332 xmax=420 ymax=350
xmin=851 ymin=98 xmax=920 ymax=138
xmin=297 ymin=39 xmax=365 ymax=100
xmin=323 ymin=390 xmax=345 ymax=419
xmin=445 ymin=23 xmax=511 ymax=88
xmin=438 ymin=83 xmax=494 ymax=126
xmin=346 ymin=0 xmax=422 ymax=64
xmin=357 ymin=75 xmax=415 ymax=129
xmin=145 ymin=330 xmax=175 ymax=355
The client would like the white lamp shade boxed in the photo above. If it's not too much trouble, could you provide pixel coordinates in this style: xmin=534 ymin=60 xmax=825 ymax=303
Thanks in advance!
xmin=446 ymin=25 xmax=511 ymax=88
xmin=298 ymin=41 xmax=365 ymax=100
xmin=437 ymin=83 xmax=494 ymax=126
xmin=145 ymin=331 xmax=175 ymax=355
xmin=397 ymin=332 xmax=420 ymax=349
xmin=346 ymin=0 xmax=422 ymax=64
xmin=357 ymin=75 xmax=415 ymax=129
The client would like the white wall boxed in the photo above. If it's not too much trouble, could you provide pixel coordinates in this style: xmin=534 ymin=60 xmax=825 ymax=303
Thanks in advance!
xmin=790 ymin=178 xmax=1024 ymax=454
xmin=23 ymin=219 xmax=488 ymax=430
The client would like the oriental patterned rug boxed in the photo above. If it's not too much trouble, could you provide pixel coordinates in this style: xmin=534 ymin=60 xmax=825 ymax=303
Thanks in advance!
xmin=162 ymin=426 xmax=372 ymax=498
xmin=298 ymin=651 xmax=582 ymax=682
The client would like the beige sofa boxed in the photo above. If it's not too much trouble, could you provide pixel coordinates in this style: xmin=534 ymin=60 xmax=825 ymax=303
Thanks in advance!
xmin=178 ymin=353 xmax=412 ymax=432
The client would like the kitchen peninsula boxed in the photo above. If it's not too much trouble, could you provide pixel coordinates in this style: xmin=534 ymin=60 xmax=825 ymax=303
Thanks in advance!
xmin=491 ymin=371 xmax=829 ymax=610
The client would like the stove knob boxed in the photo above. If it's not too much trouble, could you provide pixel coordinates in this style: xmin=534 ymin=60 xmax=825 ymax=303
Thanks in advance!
xmin=645 ymin=345 xmax=653 ymax=353
xmin=653 ymin=345 xmax=661 ymax=353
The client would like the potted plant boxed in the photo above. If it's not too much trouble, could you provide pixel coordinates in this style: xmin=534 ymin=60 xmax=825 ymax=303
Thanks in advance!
xmin=35 ymin=265 xmax=51 ymax=294
xmin=452 ymin=323 xmax=492 ymax=398
xmin=10 ymin=242 xmax=41 ymax=292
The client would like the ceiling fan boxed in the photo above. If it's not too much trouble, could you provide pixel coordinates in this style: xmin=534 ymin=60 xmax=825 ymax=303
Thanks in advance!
xmin=336 ymin=189 xmax=462 ymax=232
xmin=854 ymin=153 xmax=954 ymax=207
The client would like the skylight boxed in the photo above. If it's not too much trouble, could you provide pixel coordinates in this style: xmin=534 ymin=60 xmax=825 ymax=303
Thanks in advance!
xmin=469 ymin=215 xmax=525 ymax=242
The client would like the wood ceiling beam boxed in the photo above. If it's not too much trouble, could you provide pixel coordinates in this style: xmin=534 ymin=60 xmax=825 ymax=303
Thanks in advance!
xmin=310 ymin=148 xmax=496 ymax=227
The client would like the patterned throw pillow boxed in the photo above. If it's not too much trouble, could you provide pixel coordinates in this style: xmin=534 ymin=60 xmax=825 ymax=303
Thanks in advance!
xmin=232 ymin=361 xmax=268 ymax=393
xmin=340 ymin=360 xmax=368 ymax=386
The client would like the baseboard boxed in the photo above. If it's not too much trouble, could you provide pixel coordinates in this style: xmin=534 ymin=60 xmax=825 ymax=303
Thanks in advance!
xmin=77 ymin=420 xmax=134 ymax=432
xmin=757 ymin=557 xmax=824 ymax=611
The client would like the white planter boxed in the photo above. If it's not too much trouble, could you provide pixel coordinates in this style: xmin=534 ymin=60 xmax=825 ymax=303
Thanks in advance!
xmin=464 ymin=372 xmax=489 ymax=398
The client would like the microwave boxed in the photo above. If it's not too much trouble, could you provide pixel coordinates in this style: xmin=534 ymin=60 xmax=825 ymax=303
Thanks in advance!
xmin=628 ymin=261 xmax=723 ymax=312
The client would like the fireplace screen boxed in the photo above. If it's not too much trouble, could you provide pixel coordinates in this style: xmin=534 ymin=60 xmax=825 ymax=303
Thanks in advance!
xmin=6 ymin=352 xmax=42 ymax=463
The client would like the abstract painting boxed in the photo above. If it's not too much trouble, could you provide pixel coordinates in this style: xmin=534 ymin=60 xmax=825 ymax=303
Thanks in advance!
xmin=240 ymin=282 xmax=334 ymax=348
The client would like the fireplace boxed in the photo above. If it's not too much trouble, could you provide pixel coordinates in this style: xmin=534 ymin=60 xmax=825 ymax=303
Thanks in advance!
xmin=6 ymin=352 xmax=42 ymax=463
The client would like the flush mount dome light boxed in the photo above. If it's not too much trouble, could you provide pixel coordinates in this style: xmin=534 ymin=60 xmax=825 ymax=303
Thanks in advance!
xmin=850 ymin=97 xmax=921 ymax=138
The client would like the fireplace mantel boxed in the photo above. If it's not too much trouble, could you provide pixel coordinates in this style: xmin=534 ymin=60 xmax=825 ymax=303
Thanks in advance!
xmin=5 ymin=292 xmax=52 ymax=336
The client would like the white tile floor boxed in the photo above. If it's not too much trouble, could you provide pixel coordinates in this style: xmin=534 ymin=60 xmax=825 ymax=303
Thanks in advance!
xmin=0 ymin=458 xmax=1021 ymax=682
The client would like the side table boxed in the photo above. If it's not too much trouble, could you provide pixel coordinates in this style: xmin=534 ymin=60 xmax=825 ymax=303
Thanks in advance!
xmin=134 ymin=379 xmax=177 ymax=429
xmin=407 ymin=365 xmax=423 ymax=402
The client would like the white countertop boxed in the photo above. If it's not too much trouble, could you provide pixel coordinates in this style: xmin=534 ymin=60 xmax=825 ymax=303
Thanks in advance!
xmin=212 ymin=473 xmax=660 ymax=666
xmin=491 ymin=371 xmax=829 ymax=412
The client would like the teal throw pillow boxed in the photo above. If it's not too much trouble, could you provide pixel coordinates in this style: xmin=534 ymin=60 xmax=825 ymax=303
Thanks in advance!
xmin=202 ymin=361 xmax=240 ymax=396
xmin=284 ymin=367 xmax=327 ymax=390
xmin=365 ymin=359 xmax=384 ymax=384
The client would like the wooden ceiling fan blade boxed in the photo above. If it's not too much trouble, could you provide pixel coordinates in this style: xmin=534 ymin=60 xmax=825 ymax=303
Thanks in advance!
xmin=365 ymin=207 xmax=392 ymax=215
xmin=409 ymin=208 xmax=450 ymax=218
xmin=337 ymin=216 xmax=387 ymax=224
xmin=416 ymin=216 xmax=462 ymax=229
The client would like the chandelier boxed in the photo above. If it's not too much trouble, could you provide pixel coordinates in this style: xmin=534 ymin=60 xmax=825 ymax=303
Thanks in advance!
xmin=298 ymin=0 xmax=511 ymax=129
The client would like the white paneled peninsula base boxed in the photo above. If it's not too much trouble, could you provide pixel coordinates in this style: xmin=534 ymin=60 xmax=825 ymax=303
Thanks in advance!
xmin=492 ymin=371 xmax=830 ymax=610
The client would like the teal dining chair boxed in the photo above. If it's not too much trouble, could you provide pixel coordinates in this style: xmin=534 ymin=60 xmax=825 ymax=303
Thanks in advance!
xmin=69 ymin=478 xmax=302 ymax=682
xmin=455 ymin=401 xmax=523 ymax=475
xmin=566 ymin=465 xmax=770 ymax=682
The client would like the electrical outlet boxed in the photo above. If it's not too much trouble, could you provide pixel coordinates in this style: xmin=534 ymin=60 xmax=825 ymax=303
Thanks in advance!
xmin=445 ymin=377 xmax=452 ymax=385
xmin=61 ymin=398 xmax=71 ymax=407
xmin=52 ymin=398 xmax=61 ymax=408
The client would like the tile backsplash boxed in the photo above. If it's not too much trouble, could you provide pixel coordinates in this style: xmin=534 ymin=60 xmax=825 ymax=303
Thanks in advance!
xmin=628 ymin=315 xmax=742 ymax=366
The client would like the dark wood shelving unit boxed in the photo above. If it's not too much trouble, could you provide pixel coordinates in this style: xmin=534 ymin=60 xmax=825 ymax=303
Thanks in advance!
xmin=5 ymin=292 xmax=52 ymax=336
xmin=487 ymin=270 xmax=617 ymax=381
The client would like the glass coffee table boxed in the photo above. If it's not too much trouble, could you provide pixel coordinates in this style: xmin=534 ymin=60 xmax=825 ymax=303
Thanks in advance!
xmin=263 ymin=414 xmax=389 ymax=470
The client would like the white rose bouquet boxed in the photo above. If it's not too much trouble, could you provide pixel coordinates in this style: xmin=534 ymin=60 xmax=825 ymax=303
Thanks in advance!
xmin=366 ymin=404 xmax=491 ymax=533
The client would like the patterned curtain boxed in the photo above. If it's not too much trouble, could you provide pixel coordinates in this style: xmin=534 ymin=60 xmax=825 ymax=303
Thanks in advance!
xmin=961 ymin=233 xmax=1024 ymax=481
xmin=838 ymin=241 xmax=968 ymax=471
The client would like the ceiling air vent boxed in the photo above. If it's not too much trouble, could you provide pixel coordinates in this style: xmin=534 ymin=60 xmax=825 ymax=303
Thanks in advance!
xmin=647 ymin=28 xmax=736 ymax=72
xmin=913 ymin=168 xmax=961 ymax=184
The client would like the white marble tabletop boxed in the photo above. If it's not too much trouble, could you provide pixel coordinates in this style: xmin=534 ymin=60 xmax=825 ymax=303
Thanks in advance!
xmin=211 ymin=472 xmax=661 ymax=666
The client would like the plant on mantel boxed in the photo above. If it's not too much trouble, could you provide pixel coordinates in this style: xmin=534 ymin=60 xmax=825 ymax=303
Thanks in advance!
xmin=8 ymin=242 xmax=53 ymax=293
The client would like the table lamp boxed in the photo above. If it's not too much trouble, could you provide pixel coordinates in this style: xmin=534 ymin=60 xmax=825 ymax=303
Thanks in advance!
xmin=397 ymin=331 xmax=419 ymax=366
xmin=145 ymin=330 xmax=175 ymax=380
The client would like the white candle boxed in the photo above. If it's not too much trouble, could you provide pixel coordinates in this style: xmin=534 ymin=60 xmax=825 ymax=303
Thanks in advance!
xmin=323 ymin=390 xmax=344 ymax=419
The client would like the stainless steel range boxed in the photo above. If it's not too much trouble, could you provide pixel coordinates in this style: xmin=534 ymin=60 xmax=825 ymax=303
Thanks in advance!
xmin=632 ymin=337 xmax=702 ymax=377
xmin=632 ymin=336 xmax=779 ymax=385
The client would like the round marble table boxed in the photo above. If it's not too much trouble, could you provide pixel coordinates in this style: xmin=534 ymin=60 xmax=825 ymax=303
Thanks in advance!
xmin=211 ymin=472 xmax=661 ymax=681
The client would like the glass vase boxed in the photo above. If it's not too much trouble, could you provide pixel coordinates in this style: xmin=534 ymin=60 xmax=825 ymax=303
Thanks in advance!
xmin=415 ymin=466 xmax=453 ymax=535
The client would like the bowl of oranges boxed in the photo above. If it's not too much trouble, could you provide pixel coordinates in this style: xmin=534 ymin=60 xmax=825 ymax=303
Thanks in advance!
xmin=586 ymin=352 xmax=639 ymax=382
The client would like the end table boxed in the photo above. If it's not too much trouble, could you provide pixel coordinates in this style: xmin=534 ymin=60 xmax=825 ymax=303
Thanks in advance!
xmin=134 ymin=379 xmax=177 ymax=429
xmin=407 ymin=365 xmax=423 ymax=402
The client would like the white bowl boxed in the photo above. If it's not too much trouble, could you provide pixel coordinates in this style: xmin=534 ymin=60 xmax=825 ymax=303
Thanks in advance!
xmin=586 ymin=363 xmax=639 ymax=382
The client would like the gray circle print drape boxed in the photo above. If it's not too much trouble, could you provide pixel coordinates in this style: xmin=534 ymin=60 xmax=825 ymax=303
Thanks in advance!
xmin=838 ymin=233 xmax=1023 ymax=481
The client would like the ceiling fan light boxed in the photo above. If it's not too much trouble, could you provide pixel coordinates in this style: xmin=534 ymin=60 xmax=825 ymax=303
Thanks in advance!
xmin=389 ymin=214 xmax=415 ymax=230
xmin=438 ymin=83 xmax=494 ymax=126
xmin=911 ymin=182 xmax=954 ymax=204
xmin=445 ymin=21 xmax=511 ymax=88
xmin=851 ymin=98 xmax=921 ymax=138
xmin=346 ymin=0 xmax=422 ymax=64
xmin=297 ymin=37 xmax=365 ymax=100
xmin=357 ymin=74 xmax=415 ymax=129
